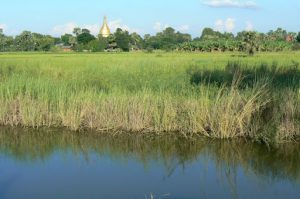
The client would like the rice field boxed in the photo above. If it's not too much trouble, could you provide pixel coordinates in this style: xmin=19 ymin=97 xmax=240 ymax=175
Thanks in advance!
xmin=0 ymin=51 xmax=300 ymax=143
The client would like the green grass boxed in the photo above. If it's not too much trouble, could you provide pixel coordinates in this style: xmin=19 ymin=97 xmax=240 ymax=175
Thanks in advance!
xmin=0 ymin=51 xmax=300 ymax=143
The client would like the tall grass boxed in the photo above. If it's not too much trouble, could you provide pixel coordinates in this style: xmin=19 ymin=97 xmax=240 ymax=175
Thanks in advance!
xmin=0 ymin=52 xmax=299 ymax=143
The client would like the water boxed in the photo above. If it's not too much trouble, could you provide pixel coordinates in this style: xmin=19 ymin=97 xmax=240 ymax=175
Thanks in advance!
xmin=0 ymin=128 xmax=299 ymax=199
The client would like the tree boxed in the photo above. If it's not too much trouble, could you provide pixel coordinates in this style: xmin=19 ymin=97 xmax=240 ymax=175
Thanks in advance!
xmin=68 ymin=36 xmax=77 ymax=47
xmin=143 ymin=27 xmax=189 ymax=51
xmin=160 ymin=27 xmax=177 ymax=50
xmin=73 ymin=27 xmax=82 ymax=36
xmin=32 ymin=33 xmax=55 ymax=51
xmin=143 ymin=34 xmax=160 ymax=50
xmin=201 ymin=28 xmax=216 ymax=40
xmin=242 ymin=31 xmax=258 ymax=55
xmin=81 ymin=29 xmax=90 ymax=34
xmin=107 ymin=34 xmax=118 ymax=50
xmin=297 ymin=32 xmax=300 ymax=43
xmin=77 ymin=32 xmax=96 ymax=45
xmin=87 ymin=38 xmax=108 ymax=52
xmin=222 ymin=32 xmax=234 ymax=39
xmin=61 ymin=34 xmax=73 ymax=45
xmin=14 ymin=31 xmax=35 ymax=51
xmin=39 ymin=37 xmax=55 ymax=51
xmin=176 ymin=32 xmax=192 ymax=43
xmin=267 ymin=28 xmax=287 ymax=41
xmin=114 ymin=28 xmax=130 ymax=51
xmin=0 ymin=32 xmax=14 ymax=52
xmin=130 ymin=32 xmax=144 ymax=50
xmin=150 ymin=27 xmax=178 ymax=50
xmin=0 ymin=28 xmax=3 ymax=35
xmin=53 ymin=37 xmax=62 ymax=45
xmin=199 ymin=28 xmax=234 ymax=41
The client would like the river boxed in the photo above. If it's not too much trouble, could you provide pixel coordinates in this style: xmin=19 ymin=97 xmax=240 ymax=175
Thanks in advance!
xmin=0 ymin=128 xmax=299 ymax=199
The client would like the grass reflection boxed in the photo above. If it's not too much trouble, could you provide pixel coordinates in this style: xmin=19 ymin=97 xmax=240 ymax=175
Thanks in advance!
xmin=0 ymin=127 xmax=299 ymax=186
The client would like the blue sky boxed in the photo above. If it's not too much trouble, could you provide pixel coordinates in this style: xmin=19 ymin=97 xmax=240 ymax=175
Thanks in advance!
xmin=0 ymin=0 xmax=299 ymax=37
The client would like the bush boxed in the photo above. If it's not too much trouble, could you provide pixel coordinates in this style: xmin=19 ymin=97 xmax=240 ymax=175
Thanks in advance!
xmin=50 ymin=46 xmax=62 ymax=53
xmin=145 ymin=47 xmax=154 ymax=53
xmin=292 ymin=43 xmax=300 ymax=51
xmin=87 ymin=39 xmax=107 ymax=52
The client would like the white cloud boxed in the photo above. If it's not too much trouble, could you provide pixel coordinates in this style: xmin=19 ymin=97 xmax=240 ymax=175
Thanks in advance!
xmin=245 ymin=21 xmax=254 ymax=31
xmin=214 ymin=20 xmax=224 ymax=32
xmin=0 ymin=24 xmax=7 ymax=32
xmin=214 ymin=18 xmax=235 ymax=32
xmin=225 ymin=18 xmax=235 ymax=32
xmin=203 ymin=0 xmax=257 ymax=9
xmin=51 ymin=19 xmax=140 ymax=36
xmin=52 ymin=22 xmax=100 ymax=36
xmin=177 ymin=25 xmax=190 ymax=32
xmin=83 ymin=24 xmax=100 ymax=35
xmin=153 ymin=22 xmax=169 ymax=32
xmin=215 ymin=17 xmax=235 ymax=32
xmin=153 ymin=22 xmax=190 ymax=32
xmin=52 ymin=22 xmax=77 ymax=35
xmin=109 ymin=19 xmax=140 ymax=33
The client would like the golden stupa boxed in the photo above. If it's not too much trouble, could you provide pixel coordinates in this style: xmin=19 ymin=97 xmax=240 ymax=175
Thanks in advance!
xmin=99 ymin=16 xmax=111 ymax=38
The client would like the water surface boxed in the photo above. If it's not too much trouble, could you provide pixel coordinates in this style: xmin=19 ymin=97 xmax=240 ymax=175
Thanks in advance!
xmin=0 ymin=128 xmax=299 ymax=199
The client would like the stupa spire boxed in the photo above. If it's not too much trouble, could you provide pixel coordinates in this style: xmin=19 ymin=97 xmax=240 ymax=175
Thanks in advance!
xmin=99 ymin=16 xmax=111 ymax=38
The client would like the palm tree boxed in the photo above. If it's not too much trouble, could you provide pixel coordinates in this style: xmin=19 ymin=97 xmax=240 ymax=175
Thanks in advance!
xmin=242 ymin=31 xmax=258 ymax=55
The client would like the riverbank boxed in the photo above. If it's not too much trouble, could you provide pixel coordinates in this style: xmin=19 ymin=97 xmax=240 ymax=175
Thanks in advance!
xmin=0 ymin=52 xmax=299 ymax=143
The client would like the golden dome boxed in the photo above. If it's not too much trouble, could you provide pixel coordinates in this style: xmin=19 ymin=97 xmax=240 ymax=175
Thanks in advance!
xmin=99 ymin=16 xmax=111 ymax=38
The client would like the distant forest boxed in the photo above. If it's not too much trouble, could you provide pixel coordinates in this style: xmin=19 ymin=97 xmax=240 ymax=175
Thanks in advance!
xmin=1 ymin=27 xmax=300 ymax=53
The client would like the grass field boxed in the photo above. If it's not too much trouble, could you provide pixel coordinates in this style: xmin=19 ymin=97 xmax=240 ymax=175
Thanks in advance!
xmin=0 ymin=52 xmax=300 ymax=143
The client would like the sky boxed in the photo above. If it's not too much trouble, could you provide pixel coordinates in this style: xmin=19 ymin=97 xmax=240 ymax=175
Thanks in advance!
xmin=0 ymin=0 xmax=300 ymax=37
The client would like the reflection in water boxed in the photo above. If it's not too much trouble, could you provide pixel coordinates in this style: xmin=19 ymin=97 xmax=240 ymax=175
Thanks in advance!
xmin=0 ymin=127 xmax=299 ymax=199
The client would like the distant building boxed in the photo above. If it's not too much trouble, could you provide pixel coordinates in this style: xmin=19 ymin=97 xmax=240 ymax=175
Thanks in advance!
xmin=286 ymin=35 xmax=294 ymax=42
xmin=99 ymin=16 xmax=111 ymax=38
xmin=62 ymin=46 xmax=73 ymax=52
xmin=55 ymin=43 xmax=73 ymax=52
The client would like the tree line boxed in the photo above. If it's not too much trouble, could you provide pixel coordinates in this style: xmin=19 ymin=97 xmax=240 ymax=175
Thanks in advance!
xmin=0 ymin=27 xmax=300 ymax=54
